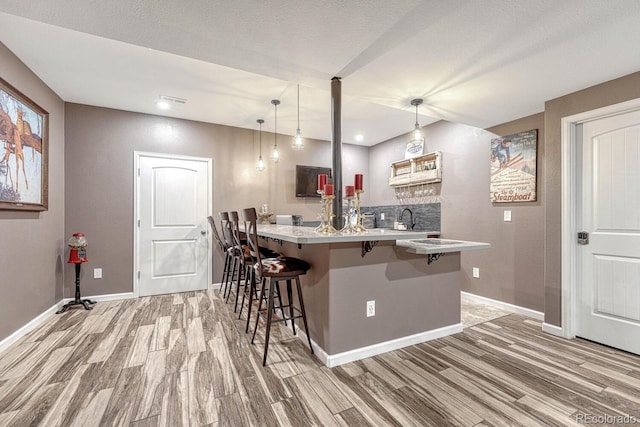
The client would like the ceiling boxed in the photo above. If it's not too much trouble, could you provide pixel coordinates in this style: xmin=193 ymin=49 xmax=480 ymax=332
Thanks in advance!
xmin=1 ymin=1 xmax=640 ymax=146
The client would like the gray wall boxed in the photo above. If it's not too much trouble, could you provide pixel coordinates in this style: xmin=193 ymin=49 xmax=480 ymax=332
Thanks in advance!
xmin=0 ymin=42 xmax=65 ymax=340
xmin=369 ymin=116 xmax=546 ymax=312
xmin=543 ymin=71 xmax=640 ymax=326
xmin=64 ymin=104 xmax=369 ymax=297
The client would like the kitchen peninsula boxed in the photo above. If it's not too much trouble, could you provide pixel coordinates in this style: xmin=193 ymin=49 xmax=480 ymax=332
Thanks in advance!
xmin=255 ymin=224 xmax=489 ymax=367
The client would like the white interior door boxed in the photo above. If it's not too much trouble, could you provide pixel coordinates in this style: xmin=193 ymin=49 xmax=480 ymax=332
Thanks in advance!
xmin=577 ymin=110 xmax=640 ymax=354
xmin=136 ymin=153 xmax=211 ymax=297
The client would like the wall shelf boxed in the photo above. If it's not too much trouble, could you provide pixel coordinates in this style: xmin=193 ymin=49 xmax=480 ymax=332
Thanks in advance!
xmin=389 ymin=151 xmax=442 ymax=187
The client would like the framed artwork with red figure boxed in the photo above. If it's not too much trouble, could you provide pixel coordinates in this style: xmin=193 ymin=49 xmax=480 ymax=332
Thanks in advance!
xmin=0 ymin=77 xmax=49 ymax=211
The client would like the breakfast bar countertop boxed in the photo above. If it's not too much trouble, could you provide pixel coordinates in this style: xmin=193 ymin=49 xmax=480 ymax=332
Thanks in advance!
xmin=254 ymin=224 xmax=435 ymax=244
xmin=395 ymin=238 xmax=491 ymax=254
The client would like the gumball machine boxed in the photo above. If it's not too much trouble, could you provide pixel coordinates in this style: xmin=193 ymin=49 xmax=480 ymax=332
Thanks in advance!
xmin=56 ymin=233 xmax=96 ymax=313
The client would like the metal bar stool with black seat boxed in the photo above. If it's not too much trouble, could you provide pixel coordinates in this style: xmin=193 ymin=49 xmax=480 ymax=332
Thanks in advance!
xmin=219 ymin=212 xmax=236 ymax=299
xmin=231 ymin=211 xmax=285 ymax=318
xmin=208 ymin=216 xmax=231 ymax=289
xmin=237 ymin=212 xmax=285 ymax=333
xmin=242 ymin=207 xmax=314 ymax=366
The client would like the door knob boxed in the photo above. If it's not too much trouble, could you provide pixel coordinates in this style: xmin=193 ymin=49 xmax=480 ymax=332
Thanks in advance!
xmin=201 ymin=230 xmax=207 ymax=235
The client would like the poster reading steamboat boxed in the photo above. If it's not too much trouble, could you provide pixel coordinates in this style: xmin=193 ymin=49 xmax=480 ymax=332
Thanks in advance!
xmin=490 ymin=129 xmax=537 ymax=203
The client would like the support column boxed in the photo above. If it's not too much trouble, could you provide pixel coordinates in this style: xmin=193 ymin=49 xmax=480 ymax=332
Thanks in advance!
xmin=331 ymin=77 xmax=342 ymax=229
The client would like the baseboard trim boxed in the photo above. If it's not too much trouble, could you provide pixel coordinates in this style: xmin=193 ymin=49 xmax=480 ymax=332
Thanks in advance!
xmin=0 ymin=303 xmax=59 ymax=354
xmin=60 ymin=291 xmax=135 ymax=304
xmin=461 ymin=291 xmax=544 ymax=321
xmin=0 ymin=292 xmax=136 ymax=355
xmin=542 ymin=322 xmax=564 ymax=337
xmin=298 ymin=323 xmax=463 ymax=368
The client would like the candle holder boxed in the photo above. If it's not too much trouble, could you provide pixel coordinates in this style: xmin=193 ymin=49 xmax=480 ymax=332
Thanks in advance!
xmin=316 ymin=193 xmax=337 ymax=233
xmin=314 ymin=190 xmax=326 ymax=231
xmin=353 ymin=189 xmax=366 ymax=232
xmin=340 ymin=195 xmax=358 ymax=233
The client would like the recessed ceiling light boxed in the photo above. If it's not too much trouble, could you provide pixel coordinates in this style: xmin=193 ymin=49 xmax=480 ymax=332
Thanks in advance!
xmin=354 ymin=134 xmax=364 ymax=142
xmin=156 ymin=100 xmax=171 ymax=110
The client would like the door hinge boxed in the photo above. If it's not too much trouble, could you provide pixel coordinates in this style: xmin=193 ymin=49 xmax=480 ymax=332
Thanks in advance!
xmin=577 ymin=231 xmax=589 ymax=245
xmin=137 ymin=271 xmax=140 ymax=279
xmin=138 ymin=219 xmax=140 ymax=227
xmin=138 ymin=168 xmax=141 ymax=176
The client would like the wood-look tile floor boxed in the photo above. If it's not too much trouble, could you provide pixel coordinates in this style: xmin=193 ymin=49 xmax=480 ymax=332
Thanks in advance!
xmin=1 ymin=287 xmax=640 ymax=426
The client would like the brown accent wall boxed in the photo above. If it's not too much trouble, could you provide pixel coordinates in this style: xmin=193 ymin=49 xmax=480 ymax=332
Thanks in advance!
xmin=0 ymin=42 xmax=65 ymax=341
xmin=64 ymin=104 xmax=369 ymax=297
xmin=369 ymin=116 xmax=546 ymax=313
xmin=543 ymin=71 xmax=640 ymax=326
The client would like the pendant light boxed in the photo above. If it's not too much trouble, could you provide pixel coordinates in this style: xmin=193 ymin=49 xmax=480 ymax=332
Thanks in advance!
xmin=271 ymin=99 xmax=280 ymax=162
xmin=411 ymin=98 xmax=424 ymax=141
xmin=292 ymin=85 xmax=304 ymax=150
xmin=256 ymin=119 xmax=265 ymax=172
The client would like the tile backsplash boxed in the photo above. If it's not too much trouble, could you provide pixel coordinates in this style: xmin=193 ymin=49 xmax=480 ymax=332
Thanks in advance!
xmin=302 ymin=203 xmax=441 ymax=231
xmin=362 ymin=203 xmax=440 ymax=231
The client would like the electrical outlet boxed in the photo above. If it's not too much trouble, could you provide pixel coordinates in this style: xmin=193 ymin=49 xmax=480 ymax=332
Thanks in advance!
xmin=472 ymin=267 xmax=480 ymax=278
xmin=366 ymin=300 xmax=375 ymax=317
xmin=380 ymin=213 xmax=385 ymax=220
xmin=504 ymin=210 xmax=512 ymax=222
xmin=94 ymin=268 xmax=102 ymax=279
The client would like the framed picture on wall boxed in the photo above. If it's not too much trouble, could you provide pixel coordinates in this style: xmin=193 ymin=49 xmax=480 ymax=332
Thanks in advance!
xmin=490 ymin=129 xmax=537 ymax=203
xmin=0 ymin=77 xmax=49 ymax=211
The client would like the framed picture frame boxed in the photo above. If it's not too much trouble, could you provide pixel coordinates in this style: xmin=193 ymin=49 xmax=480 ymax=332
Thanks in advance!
xmin=490 ymin=129 xmax=537 ymax=203
xmin=0 ymin=77 xmax=49 ymax=211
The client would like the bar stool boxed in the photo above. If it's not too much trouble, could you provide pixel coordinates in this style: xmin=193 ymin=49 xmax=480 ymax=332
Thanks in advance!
xmin=219 ymin=212 xmax=236 ymax=299
xmin=208 ymin=216 xmax=230 ymax=288
xmin=229 ymin=211 xmax=253 ymax=312
xmin=230 ymin=211 xmax=285 ymax=316
xmin=242 ymin=207 xmax=314 ymax=366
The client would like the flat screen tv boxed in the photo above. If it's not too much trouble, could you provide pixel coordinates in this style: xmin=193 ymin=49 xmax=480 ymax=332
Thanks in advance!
xmin=295 ymin=165 xmax=332 ymax=198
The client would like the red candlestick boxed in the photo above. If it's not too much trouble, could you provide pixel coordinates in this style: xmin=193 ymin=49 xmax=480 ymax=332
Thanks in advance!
xmin=354 ymin=174 xmax=363 ymax=191
xmin=318 ymin=174 xmax=328 ymax=191
xmin=323 ymin=184 xmax=334 ymax=196
xmin=345 ymin=185 xmax=355 ymax=197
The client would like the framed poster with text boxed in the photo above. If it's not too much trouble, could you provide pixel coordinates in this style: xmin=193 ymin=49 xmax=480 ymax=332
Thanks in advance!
xmin=490 ymin=129 xmax=537 ymax=203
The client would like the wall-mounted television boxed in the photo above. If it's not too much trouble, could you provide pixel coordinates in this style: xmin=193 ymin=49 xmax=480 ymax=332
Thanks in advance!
xmin=295 ymin=165 xmax=332 ymax=198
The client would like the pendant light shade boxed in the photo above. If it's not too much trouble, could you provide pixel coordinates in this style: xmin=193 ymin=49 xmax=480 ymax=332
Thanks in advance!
xmin=292 ymin=85 xmax=304 ymax=150
xmin=411 ymin=98 xmax=424 ymax=141
xmin=256 ymin=119 xmax=265 ymax=172
xmin=271 ymin=99 xmax=280 ymax=162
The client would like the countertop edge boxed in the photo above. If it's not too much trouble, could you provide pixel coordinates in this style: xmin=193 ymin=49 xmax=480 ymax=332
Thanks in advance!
xmin=395 ymin=239 xmax=491 ymax=254
xmin=254 ymin=225 xmax=436 ymax=244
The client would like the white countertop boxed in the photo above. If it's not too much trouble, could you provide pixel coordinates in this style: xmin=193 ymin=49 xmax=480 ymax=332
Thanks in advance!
xmin=395 ymin=238 xmax=491 ymax=254
xmin=254 ymin=224 xmax=435 ymax=244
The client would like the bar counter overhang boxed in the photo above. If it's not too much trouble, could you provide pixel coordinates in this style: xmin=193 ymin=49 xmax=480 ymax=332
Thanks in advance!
xmin=252 ymin=225 xmax=490 ymax=367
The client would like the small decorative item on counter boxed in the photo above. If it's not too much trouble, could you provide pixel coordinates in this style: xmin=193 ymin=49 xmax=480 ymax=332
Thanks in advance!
xmin=355 ymin=173 xmax=363 ymax=191
xmin=353 ymin=173 xmax=366 ymax=232
xmin=317 ymin=173 xmax=328 ymax=191
xmin=341 ymin=185 xmax=358 ymax=233
xmin=345 ymin=185 xmax=355 ymax=198
xmin=315 ymin=183 xmax=337 ymax=233
xmin=258 ymin=204 xmax=274 ymax=224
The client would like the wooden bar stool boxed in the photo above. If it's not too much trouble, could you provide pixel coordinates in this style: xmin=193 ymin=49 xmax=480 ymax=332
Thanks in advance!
xmin=242 ymin=207 xmax=314 ymax=366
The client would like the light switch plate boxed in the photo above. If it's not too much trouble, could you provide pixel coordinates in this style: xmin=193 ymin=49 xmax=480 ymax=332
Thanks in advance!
xmin=472 ymin=267 xmax=480 ymax=278
xmin=94 ymin=268 xmax=102 ymax=279
xmin=504 ymin=210 xmax=512 ymax=222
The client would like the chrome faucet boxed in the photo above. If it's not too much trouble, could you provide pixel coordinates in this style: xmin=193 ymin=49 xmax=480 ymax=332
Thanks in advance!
xmin=398 ymin=208 xmax=416 ymax=230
